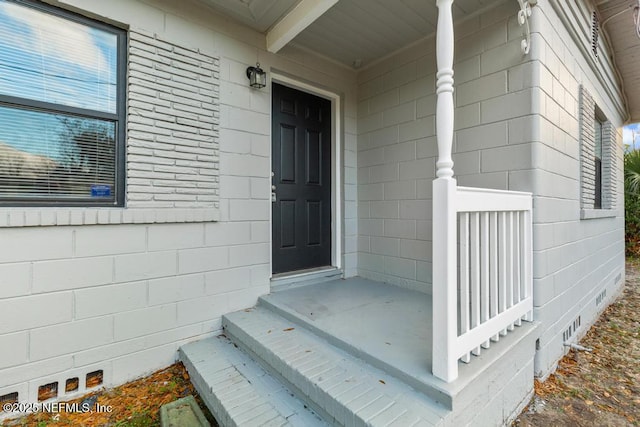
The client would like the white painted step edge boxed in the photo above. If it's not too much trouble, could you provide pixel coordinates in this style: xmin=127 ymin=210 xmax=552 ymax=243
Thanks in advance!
xmin=179 ymin=335 xmax=328 ymax=427
xmin=223 ymin=307 xmax=449 ymax=427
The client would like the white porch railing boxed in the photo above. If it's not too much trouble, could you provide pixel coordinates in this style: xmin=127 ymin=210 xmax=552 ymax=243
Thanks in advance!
xmin=431 ymin=0 xmax=534 ymax=383
xmin=432 ymin=183 xmax=533 ymax=382
xmin=455 ymin=187 xmax=533 ymax=363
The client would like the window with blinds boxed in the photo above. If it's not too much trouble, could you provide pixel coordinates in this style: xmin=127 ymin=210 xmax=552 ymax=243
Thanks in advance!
xmin=0 ymin=0 xmax=125 ymax=206
xmin=594 ymin=116 xmax=603 ymax=209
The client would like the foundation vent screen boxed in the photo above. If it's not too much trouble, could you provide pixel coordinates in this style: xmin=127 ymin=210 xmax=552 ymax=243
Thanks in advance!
xmin=38 ymin=382 xmax=58 ymax=402
xmin=86 ymin=370 xmax=103 ymax=388
xmin=0 ymin=392 xmax=18 ymax=405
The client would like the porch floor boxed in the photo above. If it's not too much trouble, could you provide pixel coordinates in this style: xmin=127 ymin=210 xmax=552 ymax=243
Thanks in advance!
xmin=181 ymin=276 xmax=538 ymax=425
xmin=263 ymin=277 xmax=432 ymax=378
xmin=259 ymin=276 xmax=537 ymax=402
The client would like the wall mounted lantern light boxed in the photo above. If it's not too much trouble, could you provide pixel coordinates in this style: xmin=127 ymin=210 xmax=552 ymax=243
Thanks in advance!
xmin=246 ymin=63 xmax=266 ymax=88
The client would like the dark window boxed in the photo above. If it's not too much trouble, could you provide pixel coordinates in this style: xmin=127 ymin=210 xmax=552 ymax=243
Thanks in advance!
xmin=0 ymin=0 xmax=126 ymax=206
xmin=594 ymin=116 xmax=603 ymax=209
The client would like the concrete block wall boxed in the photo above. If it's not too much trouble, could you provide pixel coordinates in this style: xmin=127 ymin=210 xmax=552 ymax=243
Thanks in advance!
xmin=0 ymin=0 xmax=357 ymax=408
xmin=527 ymin=0 xmax=625 ymax=378
xmin=356 ymin=0 xmax=535 ymax=293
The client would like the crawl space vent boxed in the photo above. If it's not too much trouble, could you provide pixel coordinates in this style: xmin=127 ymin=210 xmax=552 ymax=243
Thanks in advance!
xmin=65 ymin=377 xmax=79 ymax=393
xmin=0 ymin=392 xmax=18 ymax=405
xmin=563 ymin=315 xmax=582 ymax=342
xmin=38 ymin=382 xmax=58 ymax=402
xmin=86 ymin=370 xmax=104 ymax=388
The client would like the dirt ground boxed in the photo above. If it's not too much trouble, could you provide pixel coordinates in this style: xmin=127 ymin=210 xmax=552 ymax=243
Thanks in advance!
xmin=515 ymin=259 xmax=640 ymax=427
xmin=1 ymin=363 xmax=217 ymax=427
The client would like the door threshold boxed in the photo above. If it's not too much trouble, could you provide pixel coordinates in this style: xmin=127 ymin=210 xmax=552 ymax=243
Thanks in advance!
xmin=270 ymin=266 xmax=342 ymax=292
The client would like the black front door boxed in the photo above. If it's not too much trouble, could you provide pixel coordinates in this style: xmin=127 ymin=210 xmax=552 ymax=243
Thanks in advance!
xmin=272 ymin=83 xmax=331 ymax=274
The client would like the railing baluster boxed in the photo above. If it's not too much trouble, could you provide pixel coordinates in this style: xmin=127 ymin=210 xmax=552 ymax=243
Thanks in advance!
xmin=507 ymin=212 xmax=515 ymax=332
xmin=490 ymin=211 xmax=499 ymax=342
xmin=515 ymin=212 xmax=522 ymax=326
xmin=470 ymin=212 xmax=481 ymax=356
xmin=510 ymin=213 xmax=515 ymax=331
xmin=481 ymin=212 xmax=490 ymax=348
xmin=459 ymin=213 xmax=471 ymax=363
xmin=523 ymin=209 xmax=533 ymax=321
xmin=499 ymin=211 xmax=507 ymax=336
xmin=447 ymin=186 xmax=534 ymax=382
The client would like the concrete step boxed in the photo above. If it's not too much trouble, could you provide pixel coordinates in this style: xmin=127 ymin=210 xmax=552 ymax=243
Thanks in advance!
xmin=255 ymin=278 xmax=538 ymax=426
xmin=222 ymin=306 xmax=450 ymax=427
xmin=179 ymin=335 xmax=327 ymax=427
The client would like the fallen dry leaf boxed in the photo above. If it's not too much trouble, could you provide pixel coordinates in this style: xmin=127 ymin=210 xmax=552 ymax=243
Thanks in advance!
xmin=515 ymin=259 xmax=640 ymax=426
xmin=5 ymin=363 xmax=217 ymax=427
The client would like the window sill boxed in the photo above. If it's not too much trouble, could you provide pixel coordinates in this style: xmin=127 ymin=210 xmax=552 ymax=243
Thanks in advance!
xmin=580 ymin=208 xmax=620 ymax=220
xmin=0 ymin=207 xmax=220 ymax=228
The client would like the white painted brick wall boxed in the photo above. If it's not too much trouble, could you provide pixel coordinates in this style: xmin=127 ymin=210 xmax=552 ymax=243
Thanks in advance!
xmin=148 ymin=274 xmax=205 ymax=306
xmin=75 ymin=226 xmax=147 ymax=256
xmin=114 ymin=251 xmax=177 ymax=282
xmin=75 ymin=282 xmax=148 ymax=319
xmin=0 ymin=293 xmax=73 ymax=334
xmin=177 ymin=246 xmax=229 ymax=274
xmin=0 ymin=333 xmax=28 ymax=370
xmin=0 ymin=227 xmax=73 ymax=262
xmin=0 ymin=222 xmax=270 ymax=406
xmin=357 ymin=1 xmax=531 ymax=293
xmin=205 ymin=267 xmax=251 ymax=294
xmin=33 ymin=257 xmax=114 ymax=293
xmin=114 ymin=305 xmax=177 ymax=341
xmin=30 ymin=317 xmax=114 ymax=361
xmin=355 ymin=0 xmax=625 ymax=387
xmin=111 ymin=344 xmax=177 ymax=385
xmin=1 ymin=357 xmax=73 ymax=396
xmin=526 ymin=0 xmax=625 ymax=379
xmin=176 ymin=294 xmax=229 ymax=326
xmin=127 ymin=30 xmax=220 ymax=209
xmin=0 ymin=0 xmax=359 ymax=410
xmin=0 ymin=263 xmax=30 ymax=299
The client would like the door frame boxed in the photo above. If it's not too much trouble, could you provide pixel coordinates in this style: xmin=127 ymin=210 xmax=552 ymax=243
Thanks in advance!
xmin=269 ymin=71 xmax=342 ymax=278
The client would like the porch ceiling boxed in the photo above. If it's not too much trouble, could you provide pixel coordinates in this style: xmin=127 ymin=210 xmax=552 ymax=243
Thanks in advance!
xmin=597 ymin=0 xmax=640 ymax=123
xmin=200 ymin=1 xmax=639 ymax=122
xmin=199 ymin=0 xmax=488 ymax=69
xmin=200 ymin=0 xmax=301 ymax=32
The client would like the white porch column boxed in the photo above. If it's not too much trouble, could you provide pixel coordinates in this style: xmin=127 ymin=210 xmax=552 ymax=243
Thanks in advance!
xmin=432 ymin=0 xmax=458 ymax=382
